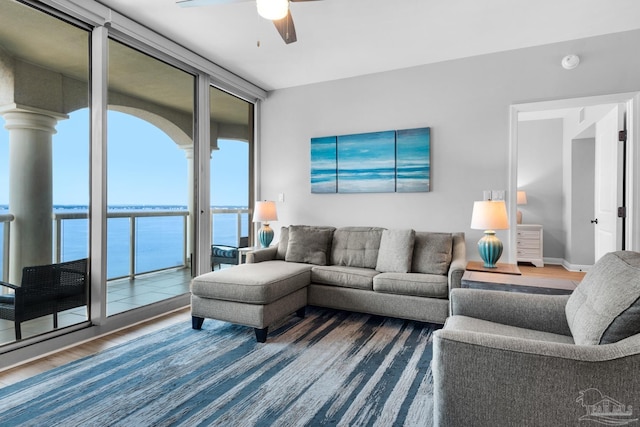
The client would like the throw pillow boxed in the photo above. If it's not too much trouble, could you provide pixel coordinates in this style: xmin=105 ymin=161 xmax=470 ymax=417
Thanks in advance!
xmin=375 ymin=229 xmax=415 ymax=273
xmin=565 ymin=251 xmax=640 ymax=345
xmin=285 ymin=225 xmax=336 ymax=265
xmin=411 ymin=232 xmax=453 ymax=275
xmin=411 ymin=231 xmax=453 ymax=275
xmin=275 ymin=227 xmax=289 ymax=260
xmin=330 ymin=227 xmax=384 ymax=269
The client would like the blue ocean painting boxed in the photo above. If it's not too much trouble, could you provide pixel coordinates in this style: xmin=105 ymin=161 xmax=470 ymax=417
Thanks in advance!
xmin=337 ymin=131 xmax=396 ymax=193
xmin=396 ymin=127 xmax=430 ymax=192
xmin=311 ymin=136 xmax=337 ymax=193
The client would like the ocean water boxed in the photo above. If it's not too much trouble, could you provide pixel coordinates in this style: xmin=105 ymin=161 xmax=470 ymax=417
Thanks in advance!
xmin=0 ymin=206 xmax=248 ymax=280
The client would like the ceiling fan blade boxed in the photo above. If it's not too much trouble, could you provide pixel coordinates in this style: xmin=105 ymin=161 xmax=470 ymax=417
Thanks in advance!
xmin=273 ymin=12 xmax=297 ymax=44
xmin=176 ymin=0 xmax=249 ymax=7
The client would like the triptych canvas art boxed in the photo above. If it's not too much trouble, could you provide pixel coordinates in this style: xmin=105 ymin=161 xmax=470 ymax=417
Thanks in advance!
xmin=311 ymin=127 xmax=431 ymax=193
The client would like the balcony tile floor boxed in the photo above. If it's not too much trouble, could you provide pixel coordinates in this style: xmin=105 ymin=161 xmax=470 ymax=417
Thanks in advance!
xmin=0 ymin=267 xmax=193 ymax=346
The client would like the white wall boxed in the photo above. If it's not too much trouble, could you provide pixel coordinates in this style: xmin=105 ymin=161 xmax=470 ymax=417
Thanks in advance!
xmin=260 ymin=29 xmax=640 ymax=261
xmin=517 ymin=119 xmax=564 ymax=259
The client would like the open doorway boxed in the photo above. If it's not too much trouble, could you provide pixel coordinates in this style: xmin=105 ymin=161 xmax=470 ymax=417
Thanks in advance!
xmin=509 ymin=92 xmax=640 ymax=271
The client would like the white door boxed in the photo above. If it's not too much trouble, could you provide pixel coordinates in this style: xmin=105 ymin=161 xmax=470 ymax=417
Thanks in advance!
xmin=594 ymin=105 xmax=624 ymax=261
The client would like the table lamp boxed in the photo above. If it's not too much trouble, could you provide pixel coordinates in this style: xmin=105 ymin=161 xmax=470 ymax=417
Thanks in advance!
xmin=470 ymin=200 xmax=509 ymax=268
xmin=253 ymin=201 xmax=278 ymax=248
xmin=516 ymin=191 xmax=528 ymax=224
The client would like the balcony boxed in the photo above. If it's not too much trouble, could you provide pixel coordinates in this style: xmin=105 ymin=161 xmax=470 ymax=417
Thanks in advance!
xmin=0 ymin=207 xmax=249 ymax=345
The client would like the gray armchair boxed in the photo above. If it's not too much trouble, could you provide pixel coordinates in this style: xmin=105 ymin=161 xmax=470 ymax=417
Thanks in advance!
xmin=433 ymin=251 xmax=640 ymax=427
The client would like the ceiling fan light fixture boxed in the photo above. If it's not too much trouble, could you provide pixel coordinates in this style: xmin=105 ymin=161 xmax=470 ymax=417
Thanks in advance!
xmin=256 ymin=0 xmax=289 ymax=20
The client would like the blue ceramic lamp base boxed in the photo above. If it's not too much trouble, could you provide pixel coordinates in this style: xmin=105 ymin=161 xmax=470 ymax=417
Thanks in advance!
xmin=258 ymin=223 xmax=274 ymax=248
xmin=477 ymin=230 xmax=503 ymax=268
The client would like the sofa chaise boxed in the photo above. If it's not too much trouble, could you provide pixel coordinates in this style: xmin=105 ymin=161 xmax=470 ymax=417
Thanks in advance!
xmin=191 ymin=225 xmax=466 ymax=342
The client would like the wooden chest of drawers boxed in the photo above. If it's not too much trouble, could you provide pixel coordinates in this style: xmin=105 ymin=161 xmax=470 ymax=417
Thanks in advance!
xmin=516 ymin=224 xmax=544 ymax=267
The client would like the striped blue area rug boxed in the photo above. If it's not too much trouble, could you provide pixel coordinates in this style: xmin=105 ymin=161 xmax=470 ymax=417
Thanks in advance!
xmin=0 ymin=307 xmax=437 ymax=426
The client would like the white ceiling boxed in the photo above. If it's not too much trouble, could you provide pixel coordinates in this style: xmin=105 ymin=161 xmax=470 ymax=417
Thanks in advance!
xmin=96 ymin=0 xmax=640 ymax=91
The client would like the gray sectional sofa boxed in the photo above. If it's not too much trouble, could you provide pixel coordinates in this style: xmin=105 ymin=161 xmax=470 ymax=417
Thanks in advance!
xmin=191 ymin=225 xmax=466 ymax=342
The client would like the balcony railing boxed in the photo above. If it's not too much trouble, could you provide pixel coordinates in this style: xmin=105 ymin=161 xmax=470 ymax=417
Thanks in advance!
xmin=53 ymin=210 xmax=191 ymax=280
xmin=0 ymin=208 xmax=250 ymax=282
xmin=210 ymin=207 xmax=251 ymax=247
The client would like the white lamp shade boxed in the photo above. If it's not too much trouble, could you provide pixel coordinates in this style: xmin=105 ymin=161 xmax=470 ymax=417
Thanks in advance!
xmin=256 ymin=0 xmax=289 ymax=20
xmin=470 ymin=200 xmax=509 ymax=230
xmin=517 ymin=191 xmax=528 ymax=205
xmin=253 ymin=201 xmax=278 ymax=222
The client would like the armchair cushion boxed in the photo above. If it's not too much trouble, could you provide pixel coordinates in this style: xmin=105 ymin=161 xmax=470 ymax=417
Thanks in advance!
xmin=565 ymin=251 xmax=640 ymax=345
xmin=0 ymin=294 xmax=14 ymax=304
xmin=212 ymin=246 xmax=237 ymax=258
xmin=375 ymin=228 xmax=415 ymax=273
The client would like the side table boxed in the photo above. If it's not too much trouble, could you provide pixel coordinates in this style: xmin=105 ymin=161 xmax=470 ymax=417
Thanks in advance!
xmin=516 ymin=224 xmax=544 ymax=267
xmin=461 ymin=269 xmax=578 ymax=295
xmin=237 ymin=246 xmax=262 ymax=264
xmin=465 ymin=261 xmax=521 ymax=275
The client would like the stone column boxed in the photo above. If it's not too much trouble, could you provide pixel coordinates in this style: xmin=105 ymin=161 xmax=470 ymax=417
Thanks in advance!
xmin=183 ymin=146 xmax=195 ymax=267
xmin=1 ymin=107 xmax=66 ymax=284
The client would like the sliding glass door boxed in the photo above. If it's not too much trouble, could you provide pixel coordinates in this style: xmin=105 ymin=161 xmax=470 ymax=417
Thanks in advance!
xmin=106 ymin=39 xmax=195 ymax=315
xmin=209 ymin=86 xmax=254 ymax=271
xmin=0 ymin=0 xmax=90 ymax=344
xmin=0 ymin=0 xmax=260 ymax=352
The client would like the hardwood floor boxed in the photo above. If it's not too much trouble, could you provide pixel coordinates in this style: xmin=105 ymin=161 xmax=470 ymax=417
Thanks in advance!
xmin=0 ymin=307 xmax=191 ymax=387
xmin=518 ymin=263 xmax=586 ymax=281
xmin=0 ymin=263 xmax=585 ymax=388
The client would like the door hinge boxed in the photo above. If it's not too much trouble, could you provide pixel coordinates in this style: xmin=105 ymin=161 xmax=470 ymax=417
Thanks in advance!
xmin=619 ymin=130 xmax=627 ymax=142
xmin=618 ymin=206 xmax=627 ymax=218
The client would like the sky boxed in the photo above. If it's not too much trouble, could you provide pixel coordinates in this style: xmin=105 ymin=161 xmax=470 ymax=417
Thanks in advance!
xmin=0 ymin=109 xmax=248 ymax=207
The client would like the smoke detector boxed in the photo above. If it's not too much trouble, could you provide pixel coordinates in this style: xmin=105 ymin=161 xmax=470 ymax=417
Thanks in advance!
xmin=561 ymin=54 xmax=580 ymax=70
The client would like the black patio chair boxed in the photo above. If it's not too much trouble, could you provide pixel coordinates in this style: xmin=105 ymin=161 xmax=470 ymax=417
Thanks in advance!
xmin=211 ymin=237 xmax=249 ymax=270
xmin=0 ymin=258 xmax=88 ymax=340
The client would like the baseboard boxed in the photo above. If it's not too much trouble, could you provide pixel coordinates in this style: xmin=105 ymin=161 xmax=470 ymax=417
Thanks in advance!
xmin=561 ymin=260 xmax=592 ymax=272
xmin=541 ymin=257 xmax=592 ymax=272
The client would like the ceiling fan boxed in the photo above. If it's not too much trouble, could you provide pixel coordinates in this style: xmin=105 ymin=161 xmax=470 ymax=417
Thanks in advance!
xmin=176 ymin=0 xmax=322 ymax=44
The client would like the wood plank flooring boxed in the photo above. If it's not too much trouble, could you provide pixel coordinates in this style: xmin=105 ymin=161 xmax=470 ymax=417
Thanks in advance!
xmin=0 ymin=263 xmax=586 ymax=388
xmin=518 ymin=263 xmax=586 ymax=281
xmin=0 ymin=307 xmax=191 ymax=387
